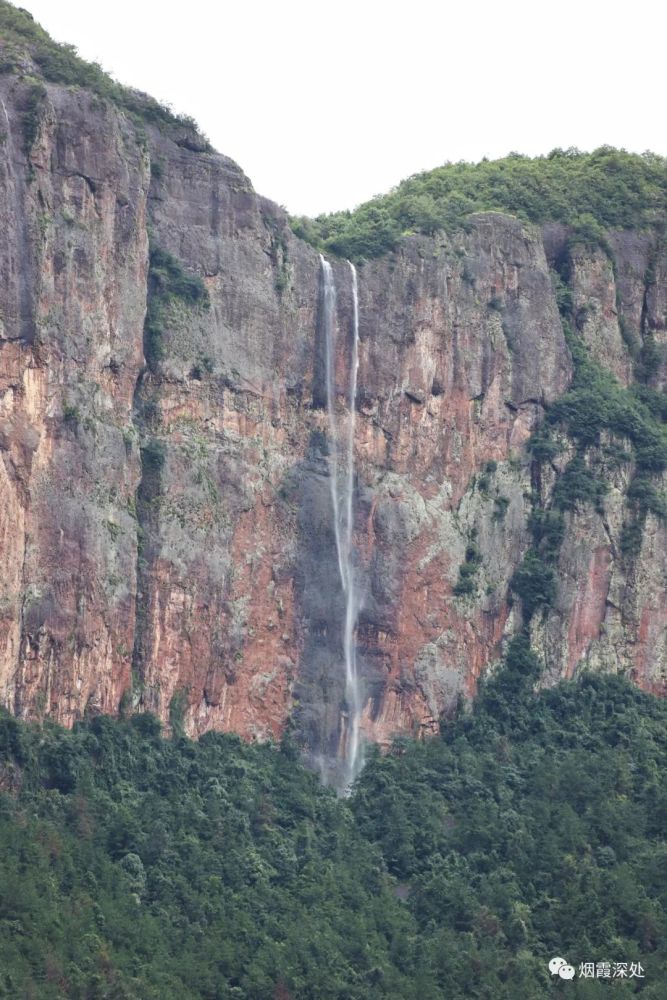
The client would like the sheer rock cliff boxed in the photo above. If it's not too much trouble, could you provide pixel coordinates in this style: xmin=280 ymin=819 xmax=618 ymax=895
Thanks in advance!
xmin=0 ymin=72 xmax=665 ymax=764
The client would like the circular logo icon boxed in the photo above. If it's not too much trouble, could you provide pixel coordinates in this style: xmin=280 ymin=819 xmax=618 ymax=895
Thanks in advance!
xmin=549 ymin=957 xmax=567 ymax=975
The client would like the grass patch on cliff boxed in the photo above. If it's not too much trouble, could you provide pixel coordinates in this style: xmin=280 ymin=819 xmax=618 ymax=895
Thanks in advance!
xmin=15 ymin=75 xmax=46 ymax=154
xmin=510 ymin=550 xmax=556 ymax=621
xmin=453 ymin=540 xmax=482 ymax=597
xmin=292 ymin=148 xmax=667 ymax=261
xmin=0 ymin=2 xmax=205 ymax=136
xmin=547 ymin=329 xmax=667 ymax=472
xmin=144 ymin=245 xmax=209 ymax=369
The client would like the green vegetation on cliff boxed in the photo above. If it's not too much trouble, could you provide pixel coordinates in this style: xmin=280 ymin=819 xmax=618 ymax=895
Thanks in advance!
xmin=144 ymin=245 xmax=210 ymax=368
xmin=512 ymin=326 xmax=667 ymax=618
xmin=292 ymin=148 xmax=667 ymax=261
xmin=0 ymin=1 xmax=202 ymax=133
xmin=507 ymin=209 xmax=667 ymax=619
xmin=2 ymin=663 xmax=667 ymax=998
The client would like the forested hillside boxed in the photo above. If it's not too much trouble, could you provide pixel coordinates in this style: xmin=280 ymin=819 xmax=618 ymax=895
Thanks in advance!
xmin=2 ymin=654 xmax=666 ymax=998
xmin=291 ymin=148 xmax=667 ymax=260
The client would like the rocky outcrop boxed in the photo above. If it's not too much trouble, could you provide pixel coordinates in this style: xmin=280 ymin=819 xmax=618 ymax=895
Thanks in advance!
xmin=0 ymin=65 xmax=665 ymax=770
xmin=0 ymin=77 xmax=148 ymax=725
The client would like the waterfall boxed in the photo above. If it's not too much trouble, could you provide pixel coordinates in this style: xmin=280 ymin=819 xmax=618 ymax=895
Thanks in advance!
xmin=319 ymin=256 xmax=363 ymax=790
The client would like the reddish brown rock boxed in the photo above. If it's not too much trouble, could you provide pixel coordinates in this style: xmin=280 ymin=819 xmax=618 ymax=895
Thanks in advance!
xmin=569 ymin=245 xmax=633 ymax=385
xmin=0 ymin=67 xmax=664 ymax=771
xmin=0 ymin=78 xmax=148 ymax=725
xmin=566 ymin=545 xmax=613 ymax=675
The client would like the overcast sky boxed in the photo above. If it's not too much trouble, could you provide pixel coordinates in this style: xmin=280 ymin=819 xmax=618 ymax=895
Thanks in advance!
xmin=20 ymin=0 xmax=665 ymax=216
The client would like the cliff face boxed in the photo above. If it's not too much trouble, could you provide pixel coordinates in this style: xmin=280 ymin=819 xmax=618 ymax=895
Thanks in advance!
xmin=0 ymin=71 xmax=665 ymax=766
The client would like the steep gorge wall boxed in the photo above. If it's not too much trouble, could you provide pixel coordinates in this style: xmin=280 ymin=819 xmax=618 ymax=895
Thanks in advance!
xmin=0 ymin=73 xmax=665 ymax=765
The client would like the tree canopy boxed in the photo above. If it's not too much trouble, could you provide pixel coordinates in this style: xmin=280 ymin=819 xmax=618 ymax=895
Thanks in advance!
xmin=1 ymin=660 xmax=666 ymax=998
xmin=292 ymin=148 xmax=667 ymax=261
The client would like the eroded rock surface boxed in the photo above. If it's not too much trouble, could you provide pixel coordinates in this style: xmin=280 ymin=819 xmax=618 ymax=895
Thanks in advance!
xmin=0 ymin=69 xmax=665 ymax=767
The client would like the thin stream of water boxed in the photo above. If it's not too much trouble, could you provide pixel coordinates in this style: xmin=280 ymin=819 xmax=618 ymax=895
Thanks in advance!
xmin=319 ymin=256 xmax=363 ymax=790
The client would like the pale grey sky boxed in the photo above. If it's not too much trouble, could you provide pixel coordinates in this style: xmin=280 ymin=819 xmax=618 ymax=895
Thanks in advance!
xmin=20 ymin=0 xmax=665 ymax=216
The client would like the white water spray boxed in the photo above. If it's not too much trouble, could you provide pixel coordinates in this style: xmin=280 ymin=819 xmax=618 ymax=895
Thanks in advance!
xmin=319 ymin=256 xmax=363 ymax=789
xmin=0 ymin=98 xmax=11 ymax=133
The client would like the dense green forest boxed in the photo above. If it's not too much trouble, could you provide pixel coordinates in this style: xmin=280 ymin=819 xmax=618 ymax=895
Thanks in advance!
xmin=2 ymin=656 xmax=666 ymax=999
xmin=292 ymin=148 xmax=667 ymax=260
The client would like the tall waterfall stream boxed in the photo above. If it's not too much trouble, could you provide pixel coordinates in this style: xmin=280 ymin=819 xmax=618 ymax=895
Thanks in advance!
xmin=320 ymin=256 xmax=363 ymax=791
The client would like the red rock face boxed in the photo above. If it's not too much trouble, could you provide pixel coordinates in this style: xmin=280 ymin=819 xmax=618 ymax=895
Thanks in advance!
xmin=0 ymin=74 xmax=665 ymax=764
xmin=629 ymin=519 xmax=667 ymax=697
xmin=566 ymin=545 xmax=613 ymax=676
xmin=0 ymin=80 xmax=148 ymax=726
